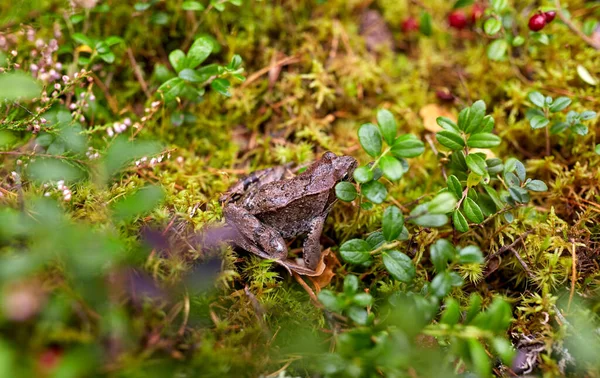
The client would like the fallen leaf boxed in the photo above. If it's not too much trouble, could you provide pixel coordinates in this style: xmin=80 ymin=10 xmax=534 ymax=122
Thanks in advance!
xmin=419 ymin=103 xmax=456 ymax=133
xmin=577 ymin=65 xmax=598 ymax=86
xmin=307 ymin=249 xmax=340 ymax=291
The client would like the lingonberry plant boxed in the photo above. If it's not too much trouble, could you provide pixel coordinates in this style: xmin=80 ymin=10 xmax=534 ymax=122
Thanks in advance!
xmin=435 ymin=100 xmax=548 ymax=231
xmin=158 ymin=36 xmax=245 ymax=104
xmin=526 ymin=91 xmax=597 ymax=143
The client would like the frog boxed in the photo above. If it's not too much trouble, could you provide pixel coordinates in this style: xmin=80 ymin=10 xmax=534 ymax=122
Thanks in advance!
xmin=220 ymin=151 xmax=357 ymax=275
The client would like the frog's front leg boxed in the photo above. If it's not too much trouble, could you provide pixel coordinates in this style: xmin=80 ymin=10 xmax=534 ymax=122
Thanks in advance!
xmin=223 ymin=203 xmax=289 ymax=262
xmin=302 ymin=215 xmax=326 ymax=271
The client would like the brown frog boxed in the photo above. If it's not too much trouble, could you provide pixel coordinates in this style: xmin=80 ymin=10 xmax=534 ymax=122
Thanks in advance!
xmin=220 ymin=152 xmax=357 ymax=275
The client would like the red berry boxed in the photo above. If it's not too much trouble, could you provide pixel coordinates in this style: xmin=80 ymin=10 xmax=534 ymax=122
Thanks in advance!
xmin=38 ymin=347 xmax=62 ymax=372
xmin=401 ymin=17 xmax=419 ymax=33
xmin=448 ymin=10 xmax=468 ymax=30
xmin=471 ymin=4 xmax=486 ymax=24
xmin=544 ymin=11 xmax=556 ymax=23
xmin=528 ymin=14 xmax=546 ymax=32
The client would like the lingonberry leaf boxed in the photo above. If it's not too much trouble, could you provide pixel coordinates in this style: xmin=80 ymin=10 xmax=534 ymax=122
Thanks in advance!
xmin=463 ymin=197 xmax=484 ymax=223
xmin=335 ymin=181 xmax=357 ymax=201
xmin=382 ymin=250 xmax=415 ymax=283
xmin=436 ymin=130 xmax=465 ymax=150
xmin=361 ymin=180 xmax=387 ymax=204
xmin=467 ymin=133 xmax=501 ymax=148
xmin=453 ymin=210 xmax=469 ymax=232
xmin=358 ymin=123 xmax=382 ymax=157
xmin=382 ymin=206 xmax=404 ymax=242
xmin=528 ymin=91 xmax=546 ymax=108
xmin=377 ymin=109 xmax=397 ymax=145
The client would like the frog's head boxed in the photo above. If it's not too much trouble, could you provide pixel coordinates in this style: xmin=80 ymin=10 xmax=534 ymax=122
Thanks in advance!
xmin=322 ymin=151 xmax=357 ymax=183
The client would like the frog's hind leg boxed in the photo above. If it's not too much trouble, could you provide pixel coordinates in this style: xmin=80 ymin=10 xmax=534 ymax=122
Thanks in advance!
xmin=302 ymin=215 xmax=326 ymax=271
xmin=223 ymin=203 xmax=289 ymax=265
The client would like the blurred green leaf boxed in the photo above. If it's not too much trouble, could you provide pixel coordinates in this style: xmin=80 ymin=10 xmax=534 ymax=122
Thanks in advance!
xmin=27 ymin=158 xmax=85 ymax=183
xmin=428 ymin=192 xmax=458 ymax=214
xmin=110 ymin=185 xmax=165 ymax=222
xmin=168 ymin=49 xmax=186 ymax=73
xmin=487 ymin=39 xmax=508 ymax=61
xmin=102 ymin=136 xmax=162 ymax=179
xmin=335 ymin=181 xmax=357 ymax=201
xmin=549 ymin=97 xmax=571 ymax=112
xmin=0 ymin=71 xmax=42 ymax=101
xmin=430 ymin=239 xmax=456 ymax=272
xmin=343 ymin=275 xmax=359 ymax=294
xmin=458 ymin=245 xmax=484 ymax=263
xmin=186 ymin=36 xmax=213 ymax=69
xmin=440 ymin=298 xmax=460 ymax=325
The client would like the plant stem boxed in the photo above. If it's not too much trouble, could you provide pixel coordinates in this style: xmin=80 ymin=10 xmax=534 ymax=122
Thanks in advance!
xmin=554 ymin=0 xmax=600 ymax=50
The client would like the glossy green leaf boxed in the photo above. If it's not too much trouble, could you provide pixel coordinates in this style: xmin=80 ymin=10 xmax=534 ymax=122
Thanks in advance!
xmin=436 ymin=130 xmax=465 ymax=150
xmin=453 ymin=210 xmax=469 ymax=232
xmin=467 ymin=133 xmax=501 ymax=148
xmin=379 ymin=155 xmax=405 ymax=181
xmin=419 ymin=11 xmax=432 ymax=36
xmin=335 ymin=181 xmax=357 ymax=201
xmin=465 ymin=153 xmax=487 ymax=176
xmin=377 ymin=109 xmax=397 ymax=145
xmin=186 ymin=36 xmax=213 ymax=68
xmin=382 ymin=206 xmax=404 ymax=242
xmin=465 ymin=293 xmax=482 ymax=323
xmin=463 ymin=197 xmax=484 ymax=223
xmin=447 ymin=175 xmax=462 ymax=200
xmin=352 ymin=166 xmax=373 ymax=183
xmin=436 ymin=116 xmax=459 ymax=132
xmin=382 ymin=250 xmax=415 ymax=283
xmin=340 ymin=239 xmax=372 ymax=264
xmin=358 ymin=123 xmax=382 ymax=157
xmin=530 ymin=115 xmax=549 ymax=129
xmin=428 ymin=192 xmax=458 ymax=214
xmin=390 ymin=134 xmax=425 ymax=158
xmin=361 ymin=180 xmax=387 ymax=204
xmin=168 ymin=49 xmax=186 ymax=73
xmin=549 ymin=97 xmax=571 ymax=113
xmin=525 ymin=179 xmax=547 ymax=192
xmin=528 ymin=91 xmax=546 ymax=108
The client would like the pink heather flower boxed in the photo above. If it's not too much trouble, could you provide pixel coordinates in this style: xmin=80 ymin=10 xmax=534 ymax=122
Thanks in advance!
xmin=107 ymin=128 xmax=114 ymax=137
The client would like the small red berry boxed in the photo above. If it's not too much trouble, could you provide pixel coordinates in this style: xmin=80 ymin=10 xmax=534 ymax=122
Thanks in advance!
xmin=528 ymin=14 xmax=546 ymax=32
xmin=401 ymin=17 xmax=419 ymax=33
xmin=448 ymin=10 xmax=468 ymax=30
xmin=471 ymin=4 xmax=486 ymax=24
xmin=544 ymin=11 xmax=556 ymax=23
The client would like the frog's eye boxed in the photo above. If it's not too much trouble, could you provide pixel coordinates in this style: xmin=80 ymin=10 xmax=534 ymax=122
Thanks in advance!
xmin=342 ymin=172 xmax=350 ymax=181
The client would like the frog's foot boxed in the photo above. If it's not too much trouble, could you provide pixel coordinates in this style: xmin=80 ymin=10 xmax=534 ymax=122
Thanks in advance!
xmin=302 ymin=216 xmax=326 ymax=271
xmin=223 ymin=203 xmax=289 ymax=264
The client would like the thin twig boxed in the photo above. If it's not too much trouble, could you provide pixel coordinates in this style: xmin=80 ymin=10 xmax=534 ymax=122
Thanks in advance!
xmin=555 ymin=0 xmax=600 ymax=50
xmin=486 ymin=230 xmax=534 ymax=261
xmin=126 ymin=47 xmax=151 ymax=98
xmin=241 ymin=55 xmax=301 ymax=88
xmin=567 ymin=240 xmax=577 ymax=312
xmin=509 ymin=247 xmax=534 ymax=277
